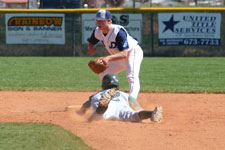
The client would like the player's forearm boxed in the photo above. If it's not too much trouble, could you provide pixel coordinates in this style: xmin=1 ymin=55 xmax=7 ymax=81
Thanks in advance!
xmin=107 ymin=50 xmax=128 ymax=61
xmin=96 ymin=106 xmax=108 ymax=114
xmin=77 ymin=99 xmax=91 ymax=115
xmin=88 ymin=42 xmax=96 ymax=54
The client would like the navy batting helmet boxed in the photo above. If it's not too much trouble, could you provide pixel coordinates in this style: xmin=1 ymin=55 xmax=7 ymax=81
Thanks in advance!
xmin=102 ymin=74 xmax=119 ymax=89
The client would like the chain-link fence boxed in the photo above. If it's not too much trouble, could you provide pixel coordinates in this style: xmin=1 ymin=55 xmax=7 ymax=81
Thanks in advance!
xmin=0 ymin=8 xmax=224 ymax=56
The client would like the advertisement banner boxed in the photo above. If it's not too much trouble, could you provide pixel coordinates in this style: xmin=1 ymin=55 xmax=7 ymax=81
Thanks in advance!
xmin=158 ymin=13 xmax=221 ymax=46
xmin=82 ymin=13 xmax=142 ymax=44
xmin=5 ymin=13 xmax=65 ymax=44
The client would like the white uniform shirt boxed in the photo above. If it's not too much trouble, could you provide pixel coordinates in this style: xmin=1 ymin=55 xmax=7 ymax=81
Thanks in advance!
xmin=90 ymin=89 xmax=141 ymax=122
xmin=88 ymin=24 xmax=138 ymax=55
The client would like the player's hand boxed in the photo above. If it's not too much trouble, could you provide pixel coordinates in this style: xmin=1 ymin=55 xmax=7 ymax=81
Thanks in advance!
xmin=88 ymin=43 xmax=96 ymax=54
xmin=76 ymin=107 xmax=86 ymax=115
xmin=88 ymin=49 xmax=96 ymax=54
xmin=102 ymin=56 xmax=109 ymax=64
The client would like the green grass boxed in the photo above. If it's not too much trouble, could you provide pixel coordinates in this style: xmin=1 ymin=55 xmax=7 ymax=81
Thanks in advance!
xmin=0 ymin=57 xmax=224 ymax=93
xmin=0 ymin=57 xmax=99 ymax=91
xmin=140 ymin=57 xmax=225 ymax=93
xmin=0 ymin=122 xmax=93 ymax=150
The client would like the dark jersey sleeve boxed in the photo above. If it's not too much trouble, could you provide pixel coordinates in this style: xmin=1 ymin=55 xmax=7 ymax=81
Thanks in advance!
xmin=87 ymin=30 xmax=99 ymax=45
xmin=115 ymin=28 xmax=129 ymax=51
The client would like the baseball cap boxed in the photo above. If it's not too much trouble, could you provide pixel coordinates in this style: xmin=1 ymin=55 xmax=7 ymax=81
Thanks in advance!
xmin=96 ymin=9 xmax=112 ymax=20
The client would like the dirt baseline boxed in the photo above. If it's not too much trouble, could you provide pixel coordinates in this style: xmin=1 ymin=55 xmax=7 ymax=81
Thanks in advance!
xmin=0 ymin=91 xmax=225 ymax=150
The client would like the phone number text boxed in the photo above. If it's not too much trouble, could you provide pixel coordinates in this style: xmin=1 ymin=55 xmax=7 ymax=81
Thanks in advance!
xmin=159 ymin=38 xmax=220 ymax=46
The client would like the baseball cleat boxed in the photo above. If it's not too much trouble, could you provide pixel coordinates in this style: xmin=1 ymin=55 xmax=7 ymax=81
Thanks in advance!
xmin=151 ymin=105 xmax=163 ymax=123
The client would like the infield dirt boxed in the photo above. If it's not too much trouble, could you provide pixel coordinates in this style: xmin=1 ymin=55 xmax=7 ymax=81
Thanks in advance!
xmin=0 ymin=91 xmax=225 ymax=150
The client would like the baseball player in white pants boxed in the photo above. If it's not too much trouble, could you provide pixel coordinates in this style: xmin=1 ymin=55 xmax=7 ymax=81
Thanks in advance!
xmin=88 ymin=9 xmax=143 ymax=99
xmin=78 ymin=74 xmax=162 ymax=123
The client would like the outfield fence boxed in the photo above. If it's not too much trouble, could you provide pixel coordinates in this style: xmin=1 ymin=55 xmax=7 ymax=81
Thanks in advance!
xmin=0 ymin=8 xmax=225 ymax=56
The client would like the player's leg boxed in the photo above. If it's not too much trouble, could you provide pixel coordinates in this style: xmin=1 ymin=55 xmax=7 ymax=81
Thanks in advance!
xmin=138 ymin=111 xmax=153 ymax=119
xmin=138 ymin=106 xmax=163 ymax=123
xmin=102 ymin=101 xmax=163 ymax=123
xmin=102 ymin=101 xmax=141 ymax=122
xmin=99 ymin=59 xmax=126 ymax=80
xmin=116 ymin=104 xmax=162 ymax=123
xmin=126 ymin=45 xmax=143 ymax=99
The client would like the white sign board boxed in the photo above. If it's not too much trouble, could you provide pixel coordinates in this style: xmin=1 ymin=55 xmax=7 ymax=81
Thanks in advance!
xmin=82 ymin=13 xmax=142 ymax=44
xmin=5 ymin=13 xmax=65 ymax=44
xmin=158 ymin=13 xmax=221 ymax=46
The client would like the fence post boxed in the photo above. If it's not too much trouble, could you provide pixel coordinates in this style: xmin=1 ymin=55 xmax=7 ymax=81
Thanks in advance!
xmin=151 ymin=12 xmax=154 ymax=56
xmin=72 ymin=13 xmax=76 ymax=56
xmin=133 ymin=0 xmax=136 ymax=8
